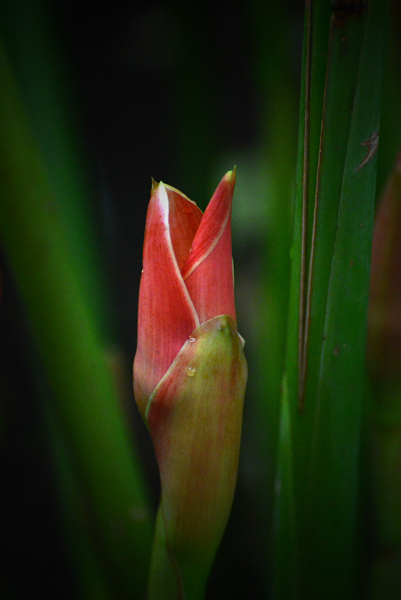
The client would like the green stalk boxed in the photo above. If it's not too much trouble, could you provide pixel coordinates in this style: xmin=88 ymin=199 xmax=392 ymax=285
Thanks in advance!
xmin=0 ymin=35 xmax=152 ymax=597
xmin=272 ymin=378 xmax=298 ymax=600
xmin=147 ymin=506 xmax=208 ymax=600
xmin=147 ymin=507 xmax=181 ymax=600
xmin=274 ymin=0 xmax=389 ymax=597
xmin=249 ymin=0 xmax=298 ymax=530
xmin=272 ymin=1 xmax=330 ymax=592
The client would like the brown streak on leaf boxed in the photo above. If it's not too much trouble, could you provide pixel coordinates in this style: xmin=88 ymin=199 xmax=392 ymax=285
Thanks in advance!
xmin=355 ymin=131 xmax=379 ymax=172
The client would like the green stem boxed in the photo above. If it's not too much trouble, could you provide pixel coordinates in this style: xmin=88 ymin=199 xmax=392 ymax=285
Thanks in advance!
xmin=148 ymin=504 xmax=209 ymax=600
xmin=148 ymin=506 xmax=183 ymax=600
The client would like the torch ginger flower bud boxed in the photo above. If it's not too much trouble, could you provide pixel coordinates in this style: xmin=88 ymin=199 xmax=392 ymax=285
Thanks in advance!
xmin=133 ymin=171 xmax=247 ymax=596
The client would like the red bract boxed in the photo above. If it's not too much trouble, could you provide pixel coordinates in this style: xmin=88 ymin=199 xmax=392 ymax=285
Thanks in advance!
xmin=134 ymin=171 xmax=237 ymax=418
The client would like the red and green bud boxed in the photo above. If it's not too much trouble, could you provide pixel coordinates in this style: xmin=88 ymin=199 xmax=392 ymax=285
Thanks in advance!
xmin=133 ymin=171 xmax=247 ymax=595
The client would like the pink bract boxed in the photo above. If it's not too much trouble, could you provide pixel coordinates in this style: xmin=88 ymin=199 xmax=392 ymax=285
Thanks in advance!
xmin=134 ymin=171 xmax=236 ymax=416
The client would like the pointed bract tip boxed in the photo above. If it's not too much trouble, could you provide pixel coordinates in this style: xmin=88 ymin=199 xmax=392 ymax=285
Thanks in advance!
xmin=224 ymin=167 xmax=236 ymax=185
xmin=151 ymin=179 xmax=168 ymax=197
xmin=151 ymin=178 xmax=159 ymax=194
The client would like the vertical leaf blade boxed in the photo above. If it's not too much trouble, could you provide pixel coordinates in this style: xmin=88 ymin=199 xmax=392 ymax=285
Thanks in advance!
xmin=305 ymin=1 xmax=389 ymax=594
xmin=274 ymin=0 xmax=390 ymax=597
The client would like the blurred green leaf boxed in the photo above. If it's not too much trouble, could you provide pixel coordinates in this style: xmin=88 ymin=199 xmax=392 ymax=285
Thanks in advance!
xmin=0 ymin=33 xmax=152 ymax=598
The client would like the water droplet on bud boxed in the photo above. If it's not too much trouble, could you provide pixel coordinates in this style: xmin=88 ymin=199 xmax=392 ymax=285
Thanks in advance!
xmin=186 ymin=367 xmax=196 ymax=377
xmin=189 ymin=336 xmax=196 ymax=343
